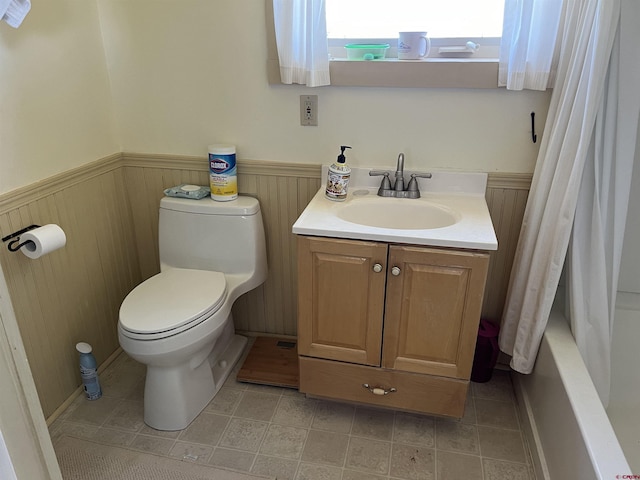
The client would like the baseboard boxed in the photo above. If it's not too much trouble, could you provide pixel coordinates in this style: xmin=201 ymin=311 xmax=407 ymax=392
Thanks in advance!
xmin=511 ymin=372 xmax=550 ymax=480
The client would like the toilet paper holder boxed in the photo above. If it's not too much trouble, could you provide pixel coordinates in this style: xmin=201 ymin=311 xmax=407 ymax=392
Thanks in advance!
xmin=2 ymin=224 xmax=40 ymax=252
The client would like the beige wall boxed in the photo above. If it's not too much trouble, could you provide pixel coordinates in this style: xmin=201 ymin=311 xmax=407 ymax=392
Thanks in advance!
xmin=0 ymin=0 xmax=550 ymax=190
xmin=0 ymin=0 xmax=119 ymax=193
xmin=97 ymin=0 xmax=550 ymax=173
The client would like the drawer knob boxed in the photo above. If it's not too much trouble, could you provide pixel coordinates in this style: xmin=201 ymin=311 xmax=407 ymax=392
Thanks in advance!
xmin=391 ymin=266 xmax=401 ymax=276
xmin=372 ymin=263 xmax=383 ymax=273
xmin=362 ymin=383 xmax=397 ymax=396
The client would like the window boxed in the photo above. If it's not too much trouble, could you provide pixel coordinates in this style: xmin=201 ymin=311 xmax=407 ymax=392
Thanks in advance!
xmin=266 ymin=0 xmax=505 ymax=88
xmin=326 ymin=0 xmax=504 ymax=59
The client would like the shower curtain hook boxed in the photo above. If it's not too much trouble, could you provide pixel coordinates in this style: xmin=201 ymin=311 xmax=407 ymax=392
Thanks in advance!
xmin=531 ymin=112 xmax=537 ymax=143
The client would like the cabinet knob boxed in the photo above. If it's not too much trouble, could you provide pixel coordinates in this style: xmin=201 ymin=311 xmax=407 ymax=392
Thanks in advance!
xmin=372 ymin=263 xmax=383 ymax=273
xmin=391 ymin=266 xmax=401 ymax=276
xmin=363 ymin=383 xmax=397 ymax=396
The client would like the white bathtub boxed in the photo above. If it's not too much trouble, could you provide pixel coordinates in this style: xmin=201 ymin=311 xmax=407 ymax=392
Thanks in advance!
xmin=512 ymin=301 xmax=634 ymax=480
xmin=608 ymin=293 xmax=640 ymax=474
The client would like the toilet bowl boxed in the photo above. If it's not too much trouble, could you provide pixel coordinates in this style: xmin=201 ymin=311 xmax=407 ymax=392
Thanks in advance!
xmin=118 ymin=195 xmax=267 ymax=431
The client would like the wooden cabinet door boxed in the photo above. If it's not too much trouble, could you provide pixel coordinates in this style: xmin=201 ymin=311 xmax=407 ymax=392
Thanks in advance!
xmin=382 ymin=246 xmax=489 ymax=379
xmin=297 ymin=236 xmax=387 ymax=366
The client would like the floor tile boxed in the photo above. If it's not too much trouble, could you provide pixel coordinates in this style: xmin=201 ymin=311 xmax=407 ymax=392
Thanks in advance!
xmin=351 ymin=406 xmax=394 ymax=441
xmin=129 ymin=434 xmax=174 ymax=455
xmin=102 ymin=400 xmax=145 ymax=432
xmin=341 ymin=470 xmax=388 ymax=480
xmin=272 ymin=396 xmax=318 ymax=428
xmin=393 ymin=412 xmax=435 ymax=447
xmin=65 ymin=395 xmax=122 ymax=426
xmin=50 ymin=421 xmax=98 ymax=442
xmin=345 ymin=436 xmax=391 ymax=475
xmin=437 ymin=450 xmax=483 ymax=480
xmin=251 ymin=455 xmax=298 ymax=480
xmin=218 ymin=417 xmax=268 ymax=452
xmin=51 ymin=350 xmax=538 ymax=480
xmin=311 ymin=400 xmax=354 ymax=434
xmin=204 ymin=386 xmax=244 ymax=415
xmin=93 ymin=427 xmax=135 ymax=447
xmin=477 ymin=426 xmax=527 ymax=463
xmin=99 ymin=360 xmax=144 ymax=399
xmin=471 ymin=371 xmax=514 ymax=402
xmin=209 ymin=447 xmax=256 ymax=472
xmin=138 ymin=423 xmax=181 ymax=439
xmin=295 ymin=462 xmax=342 ymax=480
xmin=435 ymin=419 xmax=479 ymax=455
xmin=178 ymin=411 xmax=230 ymax=446
xmin=460 ymin=390 xmax=477 ymax=424
xmin=483 ymin=458 xmax=533 ymax=480
xmin=475 ymin=397 xmax=520 ymax=430
xmin=301 ymin=429 xmax=349 ymax=467
xmin=259 ymin=424 xmax=308 ymax=459
xmin=233 ymin=391 xmax=280 ymax=421
xmin=389 ymin=443 xmax=435 ymax=480
xmin=168 ymin=441 xmax=213 ymax=464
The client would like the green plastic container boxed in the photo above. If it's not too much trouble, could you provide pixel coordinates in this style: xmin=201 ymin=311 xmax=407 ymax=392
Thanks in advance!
xmin=345 ymin=43 xmax=390 ymax=60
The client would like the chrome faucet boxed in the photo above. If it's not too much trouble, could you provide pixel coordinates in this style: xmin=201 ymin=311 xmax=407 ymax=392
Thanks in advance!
xmin=394 ymin=153 xmax=405 ymax=191
xmin=369 ymin=153 xmax=432 ymax=198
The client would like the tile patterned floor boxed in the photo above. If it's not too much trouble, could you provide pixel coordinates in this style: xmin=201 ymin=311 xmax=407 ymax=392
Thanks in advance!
xmin=49 ymin=341 xmax=536 ymax=480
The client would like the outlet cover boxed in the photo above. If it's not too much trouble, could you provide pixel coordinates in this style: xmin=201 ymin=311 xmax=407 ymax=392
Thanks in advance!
xmin=300 ymin=95 xmax=318 ymax=126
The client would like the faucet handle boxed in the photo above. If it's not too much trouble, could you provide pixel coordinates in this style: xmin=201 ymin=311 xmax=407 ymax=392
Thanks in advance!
xmin=411 ymin=173 xmax=433 ymax=179
xmin=369 ymin=171 xmax=392 ymax=196
xmin=407 ymin=173 xmax=433 ymax=193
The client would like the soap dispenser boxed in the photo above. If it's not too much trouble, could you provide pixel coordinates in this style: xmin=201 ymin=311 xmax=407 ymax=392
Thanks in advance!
xmin=325 ymin=146 xmax=352 ymax=202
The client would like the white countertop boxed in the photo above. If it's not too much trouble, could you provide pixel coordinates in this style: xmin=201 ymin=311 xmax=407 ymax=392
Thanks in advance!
xmin=292 ymin=168 xmax=498 ymax=251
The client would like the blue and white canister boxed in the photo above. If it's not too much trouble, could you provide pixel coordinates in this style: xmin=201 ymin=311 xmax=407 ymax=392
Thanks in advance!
xmin=208 ymin=144 xmax=238 ymax=202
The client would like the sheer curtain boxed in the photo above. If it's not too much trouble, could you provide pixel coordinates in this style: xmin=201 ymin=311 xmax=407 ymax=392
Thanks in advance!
xmin=272 ymin=0 xmax=330 ymax=87
xmin=566 ymin=0 xmax=640 ymax=405
xmin=498 ymin=0 xmax=624 ymax=380
xmin=498 ymin=0 xmax=564 ymax=91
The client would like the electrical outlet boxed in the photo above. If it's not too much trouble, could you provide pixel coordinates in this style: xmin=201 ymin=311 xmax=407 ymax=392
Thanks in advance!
xmin=300 ymin=95 xmax=318 ymax=126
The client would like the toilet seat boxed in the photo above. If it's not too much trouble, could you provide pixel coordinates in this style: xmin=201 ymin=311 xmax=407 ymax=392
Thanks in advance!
xmin=119 ymin=268 xmax=227 ymax=340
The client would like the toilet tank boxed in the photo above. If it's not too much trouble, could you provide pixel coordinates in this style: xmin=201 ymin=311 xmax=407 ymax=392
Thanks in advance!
xmin=158 ymin=196 xmax=267 ymax=284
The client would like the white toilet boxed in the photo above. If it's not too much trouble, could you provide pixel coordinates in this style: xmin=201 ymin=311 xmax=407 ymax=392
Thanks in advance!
xmin=118 ymin=195 xmax=267 ymax=431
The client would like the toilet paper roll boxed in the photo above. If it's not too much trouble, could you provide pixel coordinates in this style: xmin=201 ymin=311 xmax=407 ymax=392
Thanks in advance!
xmin=20 ymin=224 xmax=66 ymax=259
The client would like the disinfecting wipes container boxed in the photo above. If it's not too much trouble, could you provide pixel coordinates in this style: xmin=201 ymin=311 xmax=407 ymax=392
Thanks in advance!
xmin=208 ymin=144 xmax=237 ymax=201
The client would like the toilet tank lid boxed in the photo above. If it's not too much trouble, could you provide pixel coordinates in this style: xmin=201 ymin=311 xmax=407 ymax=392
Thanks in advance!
xmin=160 ymin=195 xmax=260 ymax=215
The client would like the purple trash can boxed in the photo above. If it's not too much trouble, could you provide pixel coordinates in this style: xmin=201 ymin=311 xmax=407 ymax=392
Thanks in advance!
xmin=470 ymin=319 xmax=500 ymax=383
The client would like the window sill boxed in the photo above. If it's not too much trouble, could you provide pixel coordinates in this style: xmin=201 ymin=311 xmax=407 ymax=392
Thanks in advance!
xmin=268 ymin=58 xmax=499 ymax=89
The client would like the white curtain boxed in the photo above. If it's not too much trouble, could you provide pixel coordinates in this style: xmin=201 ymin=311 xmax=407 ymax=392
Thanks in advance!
xmin=498 ymin=0 xmax=564 ymax=91
xmin=499 ymin=0 xmax=622 ymax=374
xmin=566 ymin=0 xmax=640 ymax=406
xmin=272 ymin=0 xmax=330 ymax=87
xmin=0 ymin=0 xmax=30 ymax=28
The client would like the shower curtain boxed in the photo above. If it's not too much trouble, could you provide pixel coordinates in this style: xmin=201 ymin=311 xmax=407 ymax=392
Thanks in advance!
xmin=499 ymin=0 xmax=640 ymax=405
xmin=566 ymin=0 xmax=640 ymax=406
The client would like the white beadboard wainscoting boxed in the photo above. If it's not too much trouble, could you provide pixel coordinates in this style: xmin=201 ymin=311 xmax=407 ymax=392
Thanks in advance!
xmin=0 ymin=153 xmax=530 ymax=420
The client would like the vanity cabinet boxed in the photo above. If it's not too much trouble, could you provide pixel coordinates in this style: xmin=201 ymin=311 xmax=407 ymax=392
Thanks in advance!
xmin=297 ymin=235 xmax=490 ymax=418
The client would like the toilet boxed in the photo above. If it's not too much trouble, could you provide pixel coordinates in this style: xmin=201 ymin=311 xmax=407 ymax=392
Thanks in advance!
xmin=118 ymin=195 xmax=267 ymax=431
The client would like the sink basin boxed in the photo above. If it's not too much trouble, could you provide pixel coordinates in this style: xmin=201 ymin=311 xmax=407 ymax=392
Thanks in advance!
xmin=336 ymin=198 xmax=459 ymax=229
xmin=292 ymin=168 xmax=498 ymax=250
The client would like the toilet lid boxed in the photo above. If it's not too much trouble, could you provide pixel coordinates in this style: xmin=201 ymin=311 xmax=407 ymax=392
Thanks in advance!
xmin=119 ymin=268 xmax=227 ymax=338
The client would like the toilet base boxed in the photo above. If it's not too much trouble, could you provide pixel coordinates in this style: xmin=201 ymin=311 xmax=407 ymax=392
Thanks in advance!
xmin=142 ymin=332 xmax=248 ymax=431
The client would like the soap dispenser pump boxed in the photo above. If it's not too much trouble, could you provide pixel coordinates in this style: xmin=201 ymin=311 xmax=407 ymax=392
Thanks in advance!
xmin=325 ymin=145 xmax=352 ymax=202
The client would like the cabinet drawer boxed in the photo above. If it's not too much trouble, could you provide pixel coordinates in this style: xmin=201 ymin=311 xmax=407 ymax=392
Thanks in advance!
xmin=299 ymin=356 xmax=468 ymax=418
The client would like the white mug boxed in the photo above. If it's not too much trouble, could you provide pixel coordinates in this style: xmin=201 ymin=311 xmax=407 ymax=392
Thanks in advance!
xmin=398 ymin=32 xmax=431 ymax=60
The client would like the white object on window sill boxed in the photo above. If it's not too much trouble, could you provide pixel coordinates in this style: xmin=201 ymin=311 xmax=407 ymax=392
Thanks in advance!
xmin=438 ymin=41 xmax=481 ymax=56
